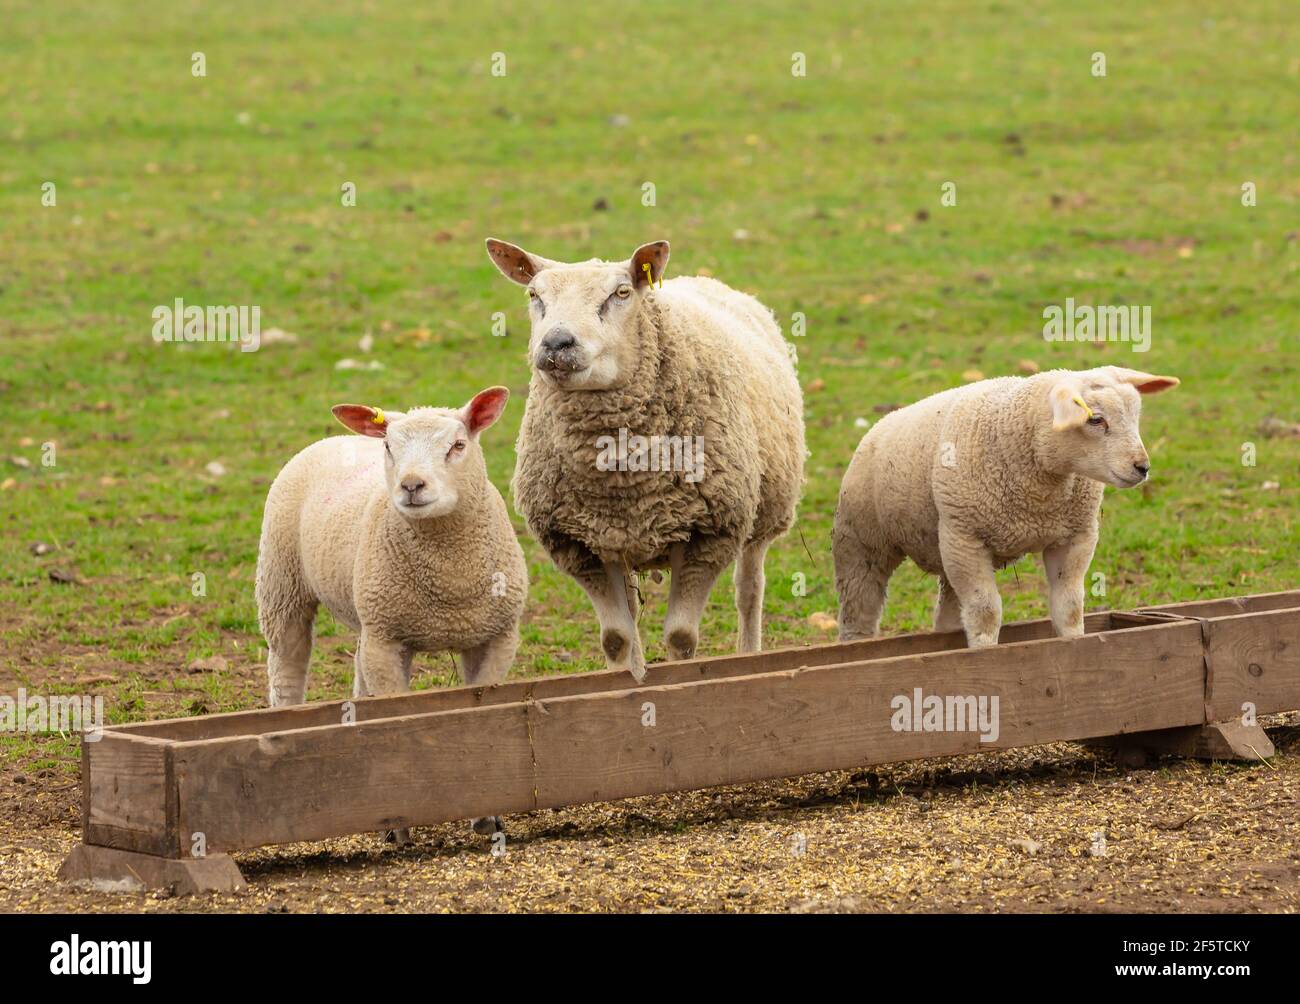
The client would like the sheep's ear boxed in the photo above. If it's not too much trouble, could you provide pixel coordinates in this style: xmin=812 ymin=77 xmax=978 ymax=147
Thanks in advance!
xmin=1109 ymin=367 xmax=1180 ymax=395
xmin=461 ymin=386 xmax=509 ymax=437
xmin=485 ymin=239 xmax=554 ymax=286
xmin=332 ymin=404 xmax=389 ymax=438
xmin=1048 ymin=380 xmax=1091 ymax=431
xmin=630 ymin=241 xmax=670 ymax=288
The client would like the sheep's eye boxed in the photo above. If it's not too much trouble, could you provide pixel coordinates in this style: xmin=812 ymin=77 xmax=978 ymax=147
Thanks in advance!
xmin=1087 ymin=415 xmax=1107 ymax=429
xmin=615 ymin=285 xmax=632 ymax=299
xmin=447 ymin=440 xmax=466 ymax=459
xmin=527 ymin=288 xmax=539 ymax=301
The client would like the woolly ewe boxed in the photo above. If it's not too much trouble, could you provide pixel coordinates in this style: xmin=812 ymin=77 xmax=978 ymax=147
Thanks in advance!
xmin=487 ymin=238 xmax=805 ymax=679
xmin=832 ymin=366 xmax=1178 ymax=648
xmin=256 ymin=387 xmax=527 ymax=706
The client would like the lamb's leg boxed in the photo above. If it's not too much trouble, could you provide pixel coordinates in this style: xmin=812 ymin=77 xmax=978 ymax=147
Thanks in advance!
xmin=1042 ymin=531 xmax=1097 ymax=639
xmin=358 ymin=631 xmax=415 ymax=846
xmin=573 ymin=562 xmax=645 ymax=680
xmin=937 ymin=522 xmax=1001 ymax=648
xmin=459 ymin=629 xmax=519 ymax=687
xmin=934 ymin=576 xmax=964 ymax=633
xmin=831 ymin=521 xmax=900 ymax=642
xmin=265 ymin=607 xmax=316 ymax=707
xmin=734 ymin=538 xmax=771 ymax=653
xmin=664 ymin=542 xmax=728 ymax=661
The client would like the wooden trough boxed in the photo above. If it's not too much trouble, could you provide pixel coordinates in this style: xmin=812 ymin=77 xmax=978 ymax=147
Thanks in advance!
xmin=59 ymin=590 xmax=1300 ymax=893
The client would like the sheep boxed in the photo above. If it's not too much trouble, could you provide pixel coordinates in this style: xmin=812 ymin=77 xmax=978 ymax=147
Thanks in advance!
xmin=255 ymin=387 xmax=528 ymax=837
xmin=832 ymin=366 xmax=1179 ymax=648
xmin=486 ymin=238 xmax=805 ymax=680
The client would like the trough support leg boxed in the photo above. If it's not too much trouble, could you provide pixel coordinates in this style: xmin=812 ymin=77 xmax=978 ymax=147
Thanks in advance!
xmin=58 ymin=843 xmax=246 ymax=895
xmin=1089 ymin=721 xmax=1276 ymax=767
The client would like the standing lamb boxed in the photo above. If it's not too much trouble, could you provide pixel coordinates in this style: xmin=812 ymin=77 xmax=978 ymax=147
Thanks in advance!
xmin=832 ymin=366 xmax=1178 ymax=647
xmin=486 ymin=238 xmax=805 ymax=680
xmin=256 ymin=386 xmax=528 ymax=707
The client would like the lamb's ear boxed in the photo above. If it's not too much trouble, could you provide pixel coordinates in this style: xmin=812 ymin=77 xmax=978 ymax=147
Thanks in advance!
xmin=461 ymin=386 xmax=509 ymax=437
xmin=1108 ymin=367 xmax=1180 ymax=395
xmin=332 ymin=404 xmax=389 ymax=438
xmin=630 ymin=241 xmax=670 ymax=288
xmin=485 ymin=239 xmax=554 ymax=286
xmin=1048 ymin=379 xmax=1091 ymax=431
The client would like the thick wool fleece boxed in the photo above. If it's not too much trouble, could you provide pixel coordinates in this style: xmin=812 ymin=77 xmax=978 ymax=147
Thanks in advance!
xmin=512 ymin=276 xmax=805 ymax=578
xmin=835 ymin=374 xmax=1104 ymax=580
xmin=256 ymin=409 xmax=526 ymax=672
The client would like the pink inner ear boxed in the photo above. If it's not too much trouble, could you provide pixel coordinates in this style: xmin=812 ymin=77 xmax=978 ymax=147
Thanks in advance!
xmin=332 ymin=404 xmax=387 ymax=438
xmin=1133 ymin=377 xmax=1179 ymax=394
xmin=464 ymin=388 xmax=508 ymax=434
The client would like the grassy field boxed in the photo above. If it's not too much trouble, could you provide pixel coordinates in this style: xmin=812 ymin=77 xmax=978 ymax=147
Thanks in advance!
xmin=1 ymin=0 xmax=1296 ymax=771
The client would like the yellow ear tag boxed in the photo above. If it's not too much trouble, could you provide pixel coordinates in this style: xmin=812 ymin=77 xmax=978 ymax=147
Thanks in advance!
xmin=371 ymin=408 xmax=385 ymax=425
xmin=641 ymin=262 xmax=661 ymax=289
xmin=1072 ymin=395 xmax=1094 ymax=419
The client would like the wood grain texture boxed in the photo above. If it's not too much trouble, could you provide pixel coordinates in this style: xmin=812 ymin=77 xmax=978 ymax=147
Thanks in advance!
xmin=165 ymin=622 xmax=1208 ymax=853
xmin=84 ymin=733 xmax=174 ymax=856
xmin=1205 ymin=606 xmax=1300 ymax=720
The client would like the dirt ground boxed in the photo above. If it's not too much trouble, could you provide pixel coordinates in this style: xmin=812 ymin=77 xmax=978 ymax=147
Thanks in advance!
xmin=3 ymin=716 xmax=1298 ymax=914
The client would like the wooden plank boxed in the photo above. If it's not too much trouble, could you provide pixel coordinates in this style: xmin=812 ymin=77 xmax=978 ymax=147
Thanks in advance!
xmin=167 ymin=620 xmax=1208 ymax=853
xmin=59 ymin=843 xmax=245 ymax=894
xmin=107 ymin=591 xmax=1298 ymax=745
xmin=1204 ymin=606 xmax=1300 ymax=720
xmin=83 ymin=733 xmax=175 ymax=856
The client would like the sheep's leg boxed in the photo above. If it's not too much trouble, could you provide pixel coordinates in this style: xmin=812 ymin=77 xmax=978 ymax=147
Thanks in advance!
xmin=734 ymin=538 xmax=771 ymax=653
xmin=1042 ymin=531 xmax=1097 ymax=639
xmin=459 ymin=629 xmax=518 ymax=687
xmin=266 ymin=607 xmax=316 ymax=707
xmin=358 ymin=631 xmax=416 ymax=846
xmin=664 ymin=543 xmax=728 ymax=661
xmin=937 ymin=522 xmax=1001 ymax=648
xmin=832 ymin=522 xmax=900 ymax=642
xmin=934 ymin=576 xmax=964 ymax=633
xmin=573 ymin=562 xmax=645 ymax=681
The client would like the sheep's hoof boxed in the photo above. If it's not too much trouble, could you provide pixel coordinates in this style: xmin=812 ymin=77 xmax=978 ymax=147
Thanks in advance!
xmin=666 ymin=627 xmax=697 ymax=661
xmin=601 ymin=628 xmax=629 ymax=663
xmin=384 ymin=827 xmax=413 ymax=846
xmin=471 ymin=816 xmax=503 ymax=836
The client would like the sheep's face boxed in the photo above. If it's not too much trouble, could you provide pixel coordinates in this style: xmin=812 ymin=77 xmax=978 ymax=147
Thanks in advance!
xmin=485 ymin=239 xmax=670 ymax=391
xmin=1046 ymin=367 xmax=1179 ymax=488
xmin=332 ymin=388 xmax=510 ymax=521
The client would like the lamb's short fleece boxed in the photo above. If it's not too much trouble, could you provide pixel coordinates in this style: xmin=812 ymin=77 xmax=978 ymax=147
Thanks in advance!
xmin=255 ymin=387 xmax=527 ymax=706
xmin=832 ymin=366 xmax=1178 ymax=648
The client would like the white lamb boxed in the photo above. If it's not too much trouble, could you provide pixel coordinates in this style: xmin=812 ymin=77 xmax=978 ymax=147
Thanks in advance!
xmin=486 ymin=238 xmax=805 ymax=680
xmin=832 ymin=366 xmax=1178 ymax=647
xmin=255 ymin=387 xmax=528 ymax=705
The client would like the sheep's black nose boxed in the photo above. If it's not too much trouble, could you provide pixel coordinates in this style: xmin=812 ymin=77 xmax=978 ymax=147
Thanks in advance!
xmin=1133 ymin=462 xmax=1149 ymax=477
xmin=541 ymin=328 xmax=576 ymax=353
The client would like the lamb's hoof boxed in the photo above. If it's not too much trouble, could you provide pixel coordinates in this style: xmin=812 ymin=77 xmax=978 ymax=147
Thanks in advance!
xmin=384 ymin=827 xmax=412 ymax=846
xmin=666 ymin=627 xmax=697 ymax=661
xmin=471 ymin=816 xmax=503 ymax=836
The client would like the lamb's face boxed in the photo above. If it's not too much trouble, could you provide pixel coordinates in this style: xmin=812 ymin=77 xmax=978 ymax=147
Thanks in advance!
xmin=331 ymin=387 xmax=510 ymax=521
xmin=485 ymin=238 xmax=671 ymax=392
xmin=380 ymin=411 xmax=474 ymax=519
xmin=1047 ymin=367 xmax=1179 ymax=488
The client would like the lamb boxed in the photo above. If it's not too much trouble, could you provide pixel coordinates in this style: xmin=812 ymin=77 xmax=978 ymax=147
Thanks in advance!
xmin=486 ymin=238 xmax=805 ymax=680
xmin=832 ymin=366 xmax=1179 ymax=647
xmin=255 ymin=386 xmax=528 ymax=705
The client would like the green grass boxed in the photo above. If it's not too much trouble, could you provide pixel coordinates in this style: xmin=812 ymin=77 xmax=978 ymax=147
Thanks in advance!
xmin=1 ymin=0 xmax=1297 ymax=721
